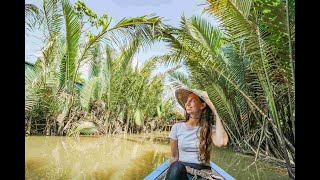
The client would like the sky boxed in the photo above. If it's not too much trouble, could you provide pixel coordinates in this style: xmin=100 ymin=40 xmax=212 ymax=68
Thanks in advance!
xmin=25 ymin=0 xmax=219 ymax=80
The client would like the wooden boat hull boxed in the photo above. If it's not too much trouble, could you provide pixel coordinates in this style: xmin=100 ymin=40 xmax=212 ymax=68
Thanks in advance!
xmin=143 ymin=160 xmax=235 ymax=180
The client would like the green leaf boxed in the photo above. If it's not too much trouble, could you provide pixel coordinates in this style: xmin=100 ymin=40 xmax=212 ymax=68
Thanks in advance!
xmin=67 ymin=121 xmax=98 ymax=136
xmin=80 ymin=77 xmax=99 ymax=111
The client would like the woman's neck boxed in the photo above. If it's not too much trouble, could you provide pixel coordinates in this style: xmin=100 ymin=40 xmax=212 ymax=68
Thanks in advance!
xmin=187 ymin=117 xmax=200 ymax=127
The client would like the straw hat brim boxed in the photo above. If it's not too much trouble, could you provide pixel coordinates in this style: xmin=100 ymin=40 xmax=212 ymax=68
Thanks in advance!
xmin=175 ymin=87 xmax=216 ymax=115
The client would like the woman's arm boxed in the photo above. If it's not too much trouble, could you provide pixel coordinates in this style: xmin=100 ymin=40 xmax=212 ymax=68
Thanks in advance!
xmin=169 ymin=138 xmax=179 ymax=164
xmin=211 ymin=112 xmax=229 ymax=147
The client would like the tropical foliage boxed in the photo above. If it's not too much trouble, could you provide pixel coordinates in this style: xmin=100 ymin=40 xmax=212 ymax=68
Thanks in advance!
xmin=25 ymin=0 xmax=179 ymax=136
xmin=160 ymin=0 xmax=295 ymax=177
xmin=25 ymin=0 xmax=295 ymax=178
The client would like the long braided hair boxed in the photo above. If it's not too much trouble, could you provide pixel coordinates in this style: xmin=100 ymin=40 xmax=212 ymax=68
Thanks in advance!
xmin=185 ymin=97 xmax=214 ymax=165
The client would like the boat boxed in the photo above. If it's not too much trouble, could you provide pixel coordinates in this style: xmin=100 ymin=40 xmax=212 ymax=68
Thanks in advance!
xmin=143 ymin=159 xmax=235 ymax=180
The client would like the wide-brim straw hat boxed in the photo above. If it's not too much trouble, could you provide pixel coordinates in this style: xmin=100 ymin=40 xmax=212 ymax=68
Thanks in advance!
xmin=175 ymin=87 xmax=217 ymax=115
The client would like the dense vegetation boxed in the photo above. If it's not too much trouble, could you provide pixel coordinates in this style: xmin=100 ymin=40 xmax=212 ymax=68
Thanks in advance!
xmin=26 ymin=0 xmax=295 ymax=178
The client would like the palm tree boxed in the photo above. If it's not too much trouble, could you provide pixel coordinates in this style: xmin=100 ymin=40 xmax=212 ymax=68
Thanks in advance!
xmin=162 ymin=13 xmax=294 ymax=178
xmin=25 ymin=0 xmax=167 ymax=135
xmin=204 ymin=0 xmax=295 ymax=177
xmin=77 ymin=37 xmax=180 ymax=135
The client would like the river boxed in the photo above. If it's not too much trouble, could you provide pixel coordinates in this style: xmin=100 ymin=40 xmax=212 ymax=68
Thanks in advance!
xmin=25 ymin=133 xmax=288 ymax=179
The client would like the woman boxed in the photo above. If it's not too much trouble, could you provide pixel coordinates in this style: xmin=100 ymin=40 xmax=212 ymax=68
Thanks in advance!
xmin=165 ymin=87 xmax=229 ymax=180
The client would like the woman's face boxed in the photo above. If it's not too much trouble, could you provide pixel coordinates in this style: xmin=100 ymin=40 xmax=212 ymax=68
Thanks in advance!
xmin=185 ymin=93 xmax=206 ymax=115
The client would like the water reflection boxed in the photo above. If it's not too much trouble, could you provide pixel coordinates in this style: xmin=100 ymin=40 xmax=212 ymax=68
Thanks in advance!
xmin=26 ymin=135 xmax=170 ymax=180
xmin=25 ymin=135 xmax=288 ymax=180
xmin=210 ymin=147 xmax=288 ymax=179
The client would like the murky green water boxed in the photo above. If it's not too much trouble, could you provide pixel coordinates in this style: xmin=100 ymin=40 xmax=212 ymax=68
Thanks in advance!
xmin=26 ymin=134 xmax=288 ymax=180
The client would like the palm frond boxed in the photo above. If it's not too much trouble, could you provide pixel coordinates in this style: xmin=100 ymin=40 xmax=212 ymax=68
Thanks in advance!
xmin=80 ymin=77 xmax=99 ymax=111
xmin=25 ymin=67 xmax=40 ymax=112
xmin=25 ymin=3 xmax=41 ymax=32
xmin=168 ymin=71 xmax=192 ymax=88
xmin=102 ymin=45 xmax=115 ymax=108
xmin=139 ymin=56 xmax=160 ymax=77
xmin=62 ymin=0 xmax=81 ymax=90
xmin=89 ymin=44 xmax=102 ymax=78
xmin=208 ymin=83 xmax=242 ymax=145
xmin=117 ymin=39 xmax=141 ymax=72
xmin=59 ymin=53 xmax=67 ymax=89
xmin=188 ymin=16 xmax=225 ymax=54
xmin=221 ymin=44 xmax=252 ymax=134
xmin=66 ymin=121 xmax=98 ymax=136
xmin=39 ymin=38 xmax=58 ymax=68
xmin=87 ymin=44 xmax=103 ymax=100
xmin=42 ymin=0 xmax=63 ymax=39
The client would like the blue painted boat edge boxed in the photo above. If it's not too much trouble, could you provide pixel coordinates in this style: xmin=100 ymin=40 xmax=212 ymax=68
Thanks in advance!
xmin=143 ymin=159 xmax=170 ymax=180
xmin=144 ymin=160 xmax=235 ymax=180
xmin=210 ymin=161 xmax=235 ymax=180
